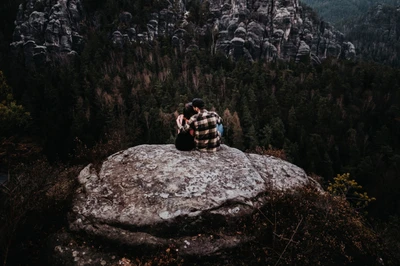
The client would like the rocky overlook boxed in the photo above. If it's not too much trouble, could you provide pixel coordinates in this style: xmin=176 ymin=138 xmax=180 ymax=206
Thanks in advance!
xmin=49 ymin=144 xmax=319 ymax=265
xmin=10 ymin=0 xmax=355 ymax=67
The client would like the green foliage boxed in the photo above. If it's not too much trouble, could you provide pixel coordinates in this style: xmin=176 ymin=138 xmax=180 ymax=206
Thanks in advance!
xmin=328 ymin=173 xmax=376 ymax=211
xmin=0 ymin=100 xmax=31 ymax=135
xmin=0 ymin=71 xmax=30 ymax=137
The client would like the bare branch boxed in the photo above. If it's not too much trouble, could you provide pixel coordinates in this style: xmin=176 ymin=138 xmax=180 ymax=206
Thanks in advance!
xmin=274 ymin=216 xmax=304 ymax=266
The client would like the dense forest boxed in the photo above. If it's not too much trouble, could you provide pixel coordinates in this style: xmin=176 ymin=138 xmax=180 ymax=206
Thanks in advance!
xmin=301 ymin=0 xmax=400 ymax=67
xmin=1 ymin=0 xmax=400 ymax=265
xmin=344 ymin=4 xmax=400 ymax=67
xmin=12 ymin=43 xmax=400 ymax=217
xmin=300 ymin=0 xmax=400 ymax=26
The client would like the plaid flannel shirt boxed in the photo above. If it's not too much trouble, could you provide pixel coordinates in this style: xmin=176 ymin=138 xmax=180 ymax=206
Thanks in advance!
xmin=182 ymin=109 xmax=222 ymax=152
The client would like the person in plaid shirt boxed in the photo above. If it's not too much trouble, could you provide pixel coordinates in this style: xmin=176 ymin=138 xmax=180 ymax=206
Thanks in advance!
xmin=176 ymin=98 xmax=222 ymax=152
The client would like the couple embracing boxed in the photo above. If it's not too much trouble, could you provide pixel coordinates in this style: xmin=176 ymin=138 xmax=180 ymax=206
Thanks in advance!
xmin=175 ymin=98 xmax=223 ymax=152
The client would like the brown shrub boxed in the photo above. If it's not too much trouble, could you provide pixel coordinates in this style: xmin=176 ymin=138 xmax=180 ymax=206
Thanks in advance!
xmin=236 ymin=187 xmax=385 ymax=266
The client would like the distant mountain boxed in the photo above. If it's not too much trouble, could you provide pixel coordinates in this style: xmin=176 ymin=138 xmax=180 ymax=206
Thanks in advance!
xmin=343 ymin=4 xmax=400 ymax=67
xmin=300 ymin=0 xmax=400 ymax=67
xmin=300 ymin=0 xmax=399 ymax=26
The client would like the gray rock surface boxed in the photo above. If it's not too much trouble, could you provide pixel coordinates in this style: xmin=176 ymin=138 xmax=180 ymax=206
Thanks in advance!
xmin=57 ymin=144 xmax=318 ymax=264
xmin=296 ymin=40 xmax=310 ymax=62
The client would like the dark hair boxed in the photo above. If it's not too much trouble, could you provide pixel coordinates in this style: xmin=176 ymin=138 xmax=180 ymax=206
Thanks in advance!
xmin=192 ymin=98 xmax=205 ymax=109
xmin=183 ymin=102 xmax=196 ymax=119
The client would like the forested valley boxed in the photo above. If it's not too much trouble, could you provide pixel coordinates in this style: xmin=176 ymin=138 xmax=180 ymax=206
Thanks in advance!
xmin=0 ymin=0 xmax=400 ymax=265
xmin=302 ymin=0 xmax=400 ymax=67
xmin=300 ymin=0 xmax=400 ymax=25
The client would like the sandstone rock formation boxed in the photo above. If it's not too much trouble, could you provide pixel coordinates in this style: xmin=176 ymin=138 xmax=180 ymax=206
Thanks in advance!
xmin=171 ymin=0 xmax=353 ymax=63
xmin=50 ymin=144 xmax=319 ymax=264
xmin=11 ymin=0 xmax=355 ymax=67
xmin=10 ymin=0 xmax=84 ymax=67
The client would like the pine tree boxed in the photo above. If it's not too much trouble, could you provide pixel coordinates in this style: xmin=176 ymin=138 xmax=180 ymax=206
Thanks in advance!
xmin=231 ymin=112 xmax=244 ymax=150
xmin=0 ymin=71 xmax=31 ymax=137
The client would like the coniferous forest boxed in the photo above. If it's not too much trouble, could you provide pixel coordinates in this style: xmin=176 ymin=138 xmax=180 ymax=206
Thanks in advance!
xmin=1 ymin=0 xmax=400 ymax=265
xmin=300 ymin=0 xmax=400 ymax=25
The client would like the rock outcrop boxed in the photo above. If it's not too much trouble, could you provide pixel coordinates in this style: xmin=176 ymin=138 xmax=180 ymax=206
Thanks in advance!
xmin=11 ymin=0 xmax=354 ymax=67
xmin=10 ymin=0 xmax=84 ymax=67
xmin=50 ymin=144 xmax=319 ymax=264
xmin=112 ymin=0 xmax=354 ymax=64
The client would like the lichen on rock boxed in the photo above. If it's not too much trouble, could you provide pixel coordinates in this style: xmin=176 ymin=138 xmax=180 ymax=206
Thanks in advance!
xmin=63 ymin=144 xmax=318 ymax=262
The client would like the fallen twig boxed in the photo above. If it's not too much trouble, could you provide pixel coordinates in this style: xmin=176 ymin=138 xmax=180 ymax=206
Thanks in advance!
xmin=274 ymin=216 xmax=303 ymax=266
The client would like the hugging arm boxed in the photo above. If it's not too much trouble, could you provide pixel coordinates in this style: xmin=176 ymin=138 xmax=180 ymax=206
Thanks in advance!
xmin=182 ymin=115 xmax=197 ymax=131
xmin=176 ymin=114 xmax=184 ymax=130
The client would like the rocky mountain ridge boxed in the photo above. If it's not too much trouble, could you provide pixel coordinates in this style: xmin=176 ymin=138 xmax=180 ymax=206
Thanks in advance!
xmin=10 ymin=0 xmax=84 ymax=67
xmin=10 ymin=0 xmax=355 ymax=67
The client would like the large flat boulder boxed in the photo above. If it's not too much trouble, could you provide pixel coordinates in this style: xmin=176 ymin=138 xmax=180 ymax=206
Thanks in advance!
xmin=64 ymin=144 xmax=316 ymax=262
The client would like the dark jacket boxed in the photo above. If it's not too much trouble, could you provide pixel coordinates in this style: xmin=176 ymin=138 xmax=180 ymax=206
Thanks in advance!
xmin=175 ymin=129 xmax=195 ymax=151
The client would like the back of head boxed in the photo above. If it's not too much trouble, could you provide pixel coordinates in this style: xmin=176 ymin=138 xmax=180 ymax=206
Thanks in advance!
xmin=192 ymin=98 xmax=205 ymax=109
xmin=183 ymin=102 xmax=196 ymax=119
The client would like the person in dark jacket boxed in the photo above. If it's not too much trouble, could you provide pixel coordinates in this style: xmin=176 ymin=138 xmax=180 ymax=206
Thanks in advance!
xmin=175 ymin=102 xmax=196 ymax=151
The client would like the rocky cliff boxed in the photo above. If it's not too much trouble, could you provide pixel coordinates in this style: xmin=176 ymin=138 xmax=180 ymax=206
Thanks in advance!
xmin=49 ymin=144 xmax=319 ymax=265
xmin=10 ymin=0 xmax=355 ymax=67
xmin=10 ymin=0 xmax=84 ymax=67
